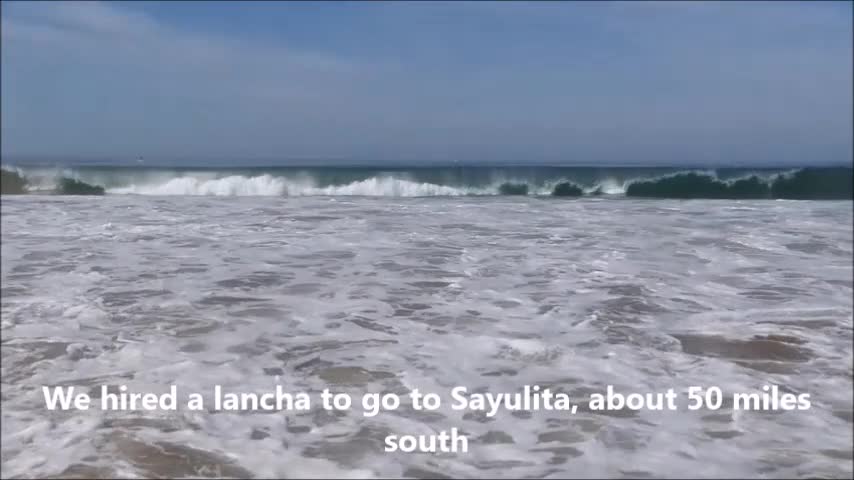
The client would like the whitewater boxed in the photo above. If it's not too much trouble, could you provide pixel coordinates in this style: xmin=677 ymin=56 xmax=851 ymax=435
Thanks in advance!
xmin=1 ymin=193 xmax=851 ymax=479
xmin=110 ymin=175 xmax=483 ymax=197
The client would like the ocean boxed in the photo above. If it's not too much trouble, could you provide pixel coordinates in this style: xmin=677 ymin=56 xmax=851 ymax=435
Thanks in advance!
xmin=2 ymin=164 xmax=853 ymax=199
xmin=1 ymin=164 xmax=852 ymax=478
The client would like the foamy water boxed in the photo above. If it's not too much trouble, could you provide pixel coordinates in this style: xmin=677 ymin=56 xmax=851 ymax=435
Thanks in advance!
xmin=1 ymin=195 xmax=852 ymax=478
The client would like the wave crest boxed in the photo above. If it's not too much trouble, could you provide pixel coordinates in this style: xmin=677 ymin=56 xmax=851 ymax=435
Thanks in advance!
xmin=626 ymin=173 xmax=771 ymax=199
xmin=3 ymin=166 xmax=850 ymax=199
xmin=109 ymin=175 xmax=288 ymax=196
xmin=625 ymin=168 xmax=852 ymax=200
xmin=2 ymin=168 xmax=105 ymax=195
xmin=301 ymin=177 xmax=471 ymax=197
xmin=108 ymin=175 xmax=473 ymax=197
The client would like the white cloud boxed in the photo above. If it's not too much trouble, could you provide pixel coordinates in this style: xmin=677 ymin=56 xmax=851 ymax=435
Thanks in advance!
xmin=2 ymin=1 xmax=362 ymax=93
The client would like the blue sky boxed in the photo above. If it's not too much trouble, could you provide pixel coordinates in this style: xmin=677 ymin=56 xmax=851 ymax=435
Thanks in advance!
xmin=1 ymin=1 xmax=851 ymax=166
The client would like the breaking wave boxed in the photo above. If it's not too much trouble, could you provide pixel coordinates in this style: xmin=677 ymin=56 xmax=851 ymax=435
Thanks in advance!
xmin=109 ymin=175 xmax=289 ymax=196
xmin=625 ymin=168 xmax=853 ymax=200
xmin=2 ymin=168 xmax=105 ymax=195
xmin=57 ymin=177 xmax=105 ymax=195
xmin=109 ymin=175 xmax=475 ymax=197
xmin=499 ymin=183 xmax=530 ymax=195
xmin=552 ymin=182 xmax=584 ymax=196
xmin=2 ymin=166 xmax=850 ymax=199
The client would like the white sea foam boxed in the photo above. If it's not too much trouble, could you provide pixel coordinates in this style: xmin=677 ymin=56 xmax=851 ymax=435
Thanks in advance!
xmin=106 ymin=175 xmax=480 ymax=197
xmin=108 ymin=174 xmax=289 ymax=196
xmin=2 ymin=195 xmax=851 ymax=478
